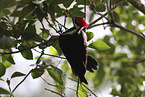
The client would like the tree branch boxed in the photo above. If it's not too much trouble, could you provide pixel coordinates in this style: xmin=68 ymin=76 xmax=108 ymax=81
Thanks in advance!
xmin=112 ymin=21 xmax=145 ymax=40
xmin=127 ymin=0 xmax=145 ymax=14
xmin=88 ymin=0 xmax=126 ymax=28
xmin=88 ymin=22 xmax=110 ymax=29
xmin=107 ymin=0 xmax=145 ymax=40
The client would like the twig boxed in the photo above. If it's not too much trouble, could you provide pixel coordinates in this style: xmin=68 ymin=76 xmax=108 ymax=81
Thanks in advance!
xmin=64 ymin=15 xmax=67 ymax=27
xmin=76 ymin=78 xmax=80 ymax=97
xmin=132 ymin=89 xmax=139 ymax=97
xmin=0 ymin=43 xmax=41 ymax=55
xmin=45 ymin=17 xmax=58 ymax=33
xmin=81 ymin=84 xmax=98 ymax=97
xmin=141 ymin=32 xmax=145 ymax=37
xmin=113 ymin=21 xmax=145 ymax=40
xmin=88 ymin=22 xmax=110 ymax=29
xmin=135 ymin=58 xmax=145 ymax=64
xmin=41 ymin=77 xmax=59 ymax=87
xmin=34 ymin=48 xmax=66 ymax=59
xmin=68 ymin=77 xmax=99 ymax=97
xmin=6 ymin=79 xmax=14 ymax=97
xmin=12 ymin=69 xmax=32 ymax=93
xmin=84 ymin=0 xmax=87 ymax=32
xmin=53 ymin=17 xmax=67 ymax=30
xmin=40 ymin=20 xmax=51 ymax=36
xmin=44 ymin=53 xmax=66 ymax=59
xmin=45 ymin=88 xmax=65 ymax=97
xmin=36 ymin=49 xmax=45 ymax=65
xmin=66 ymin=87 xmax=83 ymax=97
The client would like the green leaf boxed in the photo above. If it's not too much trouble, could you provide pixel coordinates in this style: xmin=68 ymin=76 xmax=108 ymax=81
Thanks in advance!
xmin=13 ymin=20 xmax=29 ymax=38
xmin=2 ymin=53 xmax=15 ymax=64
xmin=113 ymin=11 xmax=121 ymax=23
xmin=55 ymin=5 xmax=63 ymax=17
xmin=54 ymin=67 xmax=63 ymax=76
xmin=95 ymin=3 xmax=106 ymax=12
xmin=51 ymin=39 xmax=62 ymax=56
xmin=89 ymin=12 xmax=95 ymax=22
xmin=19 ymin=3 xmax=35 ymax=22
xmin=95 ymin=0 xmax=102 ymax=4
xmin=0 ymin=37 xmax=16 ymax=49
xmin=48 ymin=0 xmax=71 ymax=5
xmin=63 ymin=0 xmax=74 ymax=8
xmin=48 ymin=3 xmax=55 ymax=19
xmin=32 ymin=34 xmax=43 ymax=42
xmin=2 ymin=59 xmax=12 ymax=68
xmin=111 ymin=89 xmax=119 ymax=96
xmin=0 ymin=63 xmax=6 ymax=77
xmin=31 ymin=68 xmax=44 ymax=79
xmin=49 ymin=65 xmax=63 ymax=76
xmin=41 ymin=59 xmax=52 ymax=63
xmin=76 ymin=0 xmax=90 ymax=5
xmin=69 ymin=6 xmax=84 ymax=17
xmin=88 ymin=40 xmax=110 ymax=50
xmin=124 ymin=68 xmax=136 ymax=76
xmin=114 ymin=53 xmax=127 ymax=60
xmin=18 ymin=45 xmax=33 ymax=60
xmin=91 ymin=60 xmax=105 ymax=86
xmin=22 ymin=23 xmax=36 ymax=41
xmin=118 ymin=76 xmax=135 ymax=85
xmin=40 ymin=28 xmax=50 ymax=39
xmin=78 ymin=84 xmax=88 ymax=97
xmin=11 ymin=10 xmax=20 ymax=17
xmin=86 ymin=32 xmax=94 ymax=41
xmin=0 ymin=0 xmax=16 ymax=10
xmin=0 ymin=87 xmax=10 ymax=94
xmin=0 ymin=37 xmax=9 ymax=44
xmin=0 ymin=78 xmax=4 ymax=81
xmin=46 ymin=36 xmax=59 ymax=46
xmin=47 ymin=68 xmax=63 ymax=84
xmin=0 ymin=9 xmax=11 ymax=18
xmin=35 ymin=6 xmax=47 ymax=21
xmin=50 ymin=46 xmax=58 ymax=55
xmin=11 ymin=72 xmax=26 ymax=79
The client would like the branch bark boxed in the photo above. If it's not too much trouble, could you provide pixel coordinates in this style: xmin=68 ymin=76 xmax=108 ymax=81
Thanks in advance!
xmin=127 ymin=0 xmax=145 ymax=14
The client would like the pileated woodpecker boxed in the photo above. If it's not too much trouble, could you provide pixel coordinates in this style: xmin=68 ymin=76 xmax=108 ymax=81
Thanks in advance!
xmin=59 ymin=14 xmax=99 ymax=84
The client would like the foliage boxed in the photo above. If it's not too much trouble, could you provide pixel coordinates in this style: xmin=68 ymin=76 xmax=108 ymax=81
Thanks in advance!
xmin=0 ymin=0 xmax=145 ymax=97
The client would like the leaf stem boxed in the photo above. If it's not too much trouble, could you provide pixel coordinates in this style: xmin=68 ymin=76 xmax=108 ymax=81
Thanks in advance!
xmin=76 ymin=78 xmax=80 ymax=97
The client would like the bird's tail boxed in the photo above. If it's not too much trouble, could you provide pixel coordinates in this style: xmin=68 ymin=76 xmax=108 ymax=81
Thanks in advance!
xmin=79 ymin=75 xmax=88 ymax=84
xmin=86 ymin=55 xmax=99 ymax=72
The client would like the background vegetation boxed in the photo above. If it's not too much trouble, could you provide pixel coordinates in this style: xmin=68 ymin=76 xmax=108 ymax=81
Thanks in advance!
xmin=0 ymin=0 xmax=145 ymax=97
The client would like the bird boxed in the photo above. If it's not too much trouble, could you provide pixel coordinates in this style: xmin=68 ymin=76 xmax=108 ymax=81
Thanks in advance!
xmin=59 ymin=14 xmax=99 ymax=84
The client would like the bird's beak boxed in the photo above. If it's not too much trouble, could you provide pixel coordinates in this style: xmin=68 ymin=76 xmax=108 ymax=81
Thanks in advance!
xmin=69 ymin=13 xmax=76 ymax=26
xmin=69 ymin=13 xmax=74 ymax=19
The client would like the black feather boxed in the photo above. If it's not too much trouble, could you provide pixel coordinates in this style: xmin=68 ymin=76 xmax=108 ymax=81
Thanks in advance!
xmin=86 ymin=55 xmax=99 ymax=72
xmin=59 ymin=28 xmax=88 ymax=84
